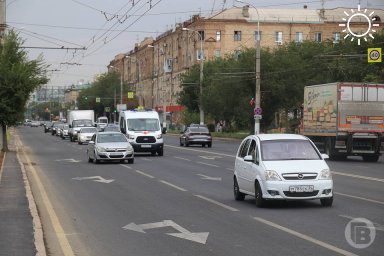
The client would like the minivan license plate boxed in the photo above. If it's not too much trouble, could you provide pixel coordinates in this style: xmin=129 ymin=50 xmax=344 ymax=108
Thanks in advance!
xmin=289 ymin=185 xmax=314 ymax=193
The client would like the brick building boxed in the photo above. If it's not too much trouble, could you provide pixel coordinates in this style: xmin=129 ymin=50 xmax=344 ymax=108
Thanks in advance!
xmin=108 ymin=6 xmax=383 ymax=122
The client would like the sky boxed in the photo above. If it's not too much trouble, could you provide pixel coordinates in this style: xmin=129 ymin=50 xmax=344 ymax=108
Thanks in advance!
xmin=5 ymin=0 xmax=384 ymax=88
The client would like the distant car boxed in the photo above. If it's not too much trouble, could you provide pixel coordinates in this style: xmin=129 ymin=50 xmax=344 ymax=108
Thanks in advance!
xmin=44 ymin=121 xmax=53 ymax=133
xmin=51 ymin=122 xmax=62 ymax=136
xmin=30 ymin=121 xmax=40 ymax=127
xmin=87 ymin=132 xmax=134 ymax=164
xmin=180 ymin=125 xmax=212 ymax=147
xmin=103 ymin=125 xmax=120 ymax=132
xmin=56 ymin=123 xmax=64 ymax=136
xmin=60 ymin=124 xmax=70 ymax=139
xmin=233 ymin=134 xmax=333 ymax=207
xmin=78 ymin=127 xmax=97 ymax=144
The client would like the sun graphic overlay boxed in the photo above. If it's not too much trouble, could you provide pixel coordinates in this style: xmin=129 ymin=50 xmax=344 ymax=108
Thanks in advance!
xmin=339 ymin=4 xmax=380 ymax=45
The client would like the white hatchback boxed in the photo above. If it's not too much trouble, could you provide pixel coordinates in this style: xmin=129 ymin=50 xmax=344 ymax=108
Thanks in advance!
xmin=234 ymin=134 xmax=333 ymax=207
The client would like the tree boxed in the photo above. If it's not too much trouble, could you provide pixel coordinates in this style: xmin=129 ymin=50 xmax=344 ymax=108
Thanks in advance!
xmin=0 ymin=30 xmax=49 ymax=151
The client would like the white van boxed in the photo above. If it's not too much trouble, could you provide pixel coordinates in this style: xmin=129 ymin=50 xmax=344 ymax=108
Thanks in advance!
xmin=119 ymin=109 xmax=165 ymax=156
xmin=96 ymin=116 xmax=108 ymax=130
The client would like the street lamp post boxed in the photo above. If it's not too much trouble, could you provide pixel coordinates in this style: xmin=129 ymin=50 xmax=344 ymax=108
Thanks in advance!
xmin=236 ymin=0 xmax=261 ymax=134
xmin=182 ymin=27 xmax=205 ymax=125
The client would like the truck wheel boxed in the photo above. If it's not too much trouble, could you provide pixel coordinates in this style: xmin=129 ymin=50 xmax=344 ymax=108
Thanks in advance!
xmin=362 ymin=155 xmax=379 ymax=162
xmin=157 ymin=148 xmax=164 ymax=156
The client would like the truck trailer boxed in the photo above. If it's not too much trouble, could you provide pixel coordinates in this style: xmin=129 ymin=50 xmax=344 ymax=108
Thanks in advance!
xmin=302 ymin=82 xmax=384 ymax=162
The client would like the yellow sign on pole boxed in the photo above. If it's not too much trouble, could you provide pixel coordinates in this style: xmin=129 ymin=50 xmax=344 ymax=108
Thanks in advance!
xmin=368 ymin=48 xmax=382 ymax=63
xmin=127 ymin=92 xmax=134 ymax=99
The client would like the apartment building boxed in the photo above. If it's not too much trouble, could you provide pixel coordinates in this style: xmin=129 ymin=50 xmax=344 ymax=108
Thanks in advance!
xmin=108 ymin=6 xmax=383 ymax=119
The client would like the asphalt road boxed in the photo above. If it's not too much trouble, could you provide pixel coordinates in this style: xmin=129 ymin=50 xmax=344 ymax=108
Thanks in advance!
xmin=16 ymin=126 xmax=383 ymax=256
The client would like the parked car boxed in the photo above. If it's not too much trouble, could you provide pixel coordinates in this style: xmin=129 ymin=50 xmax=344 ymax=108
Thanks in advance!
xmin=78 ymin=127 xmax=97 ymax=144
xmin=180 ymin=125 xmax=212 ymax=147
xmin=87 ymin=132 xmax=134 ymax=164
xmin=233 ymin=134 xmax=333 ymax=207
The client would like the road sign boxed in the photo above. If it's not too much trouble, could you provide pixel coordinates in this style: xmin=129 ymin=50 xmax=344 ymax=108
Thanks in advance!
xmin=368 ymin=48 xmax=382 ymax=63
xmin=96 ymin=97 xmax=100 ymax=103
xmin=254 ymin=107 xmax=262 ymax=115
xmin=128 ymin=92 xmax=134 ymax=99
xmin=105 ymin=107 xmax=111 ymax=112
xmin=254 ymin=114 xmax=262 ymax=120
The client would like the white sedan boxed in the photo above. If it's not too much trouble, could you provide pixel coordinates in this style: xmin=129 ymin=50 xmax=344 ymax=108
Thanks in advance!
xmin=234 ymin=134 xmax=333 ymax=207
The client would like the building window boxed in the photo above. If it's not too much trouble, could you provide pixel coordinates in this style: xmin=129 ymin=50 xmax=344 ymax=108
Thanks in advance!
xmin=314 ymin=32 xmax=322 ymax=42
xmin=198 ymin=31 xmax=205 ymax=41
xmin=216 ymin=31 xmax=221 ymax=41
xmin=234 ymin=31 xmax=242 ymax=41
xmin=214 ymin=49 xmax=221 ymax=58
xmin=333 ymin=32 xmax=340 ymax=43
xmin=295 ymin=32 xmax=303 ymax=42
xmin=254 ymin=31 xmax=262 ymax=41
xmin=197 ymin=49 xmax=205 ymax=60
xmin=275 ymin=31 xmax=283 ymax=43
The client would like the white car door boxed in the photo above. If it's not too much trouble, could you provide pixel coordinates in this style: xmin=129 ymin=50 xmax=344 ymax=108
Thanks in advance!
xmin=235 ymin=139 xmax=251 ymax=191
xmin=242 ymin=139 xmax=261 ymax=194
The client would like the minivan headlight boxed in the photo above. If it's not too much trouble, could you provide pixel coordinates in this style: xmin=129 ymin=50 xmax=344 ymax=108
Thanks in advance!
xmin=319 ymin=169 xmax=332 ymax=180
xmin=96 ymin=146 xmax=106 ymax=152
xmin=265 ymin=170 xmax=281 ymax=181
xmin=156 ymin=134 xmax=162 ymax=139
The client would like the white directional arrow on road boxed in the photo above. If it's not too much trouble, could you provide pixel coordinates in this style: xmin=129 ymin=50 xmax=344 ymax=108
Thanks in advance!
xmin=56 ymin=158 xmax=81 ymax=163
xmin=72 ymin=176 xmax=115 ymax=183
xmin=122 ymin=220 xmax=209 ymax=244
xmin=197 ymin=174 xmax=222 ymax=181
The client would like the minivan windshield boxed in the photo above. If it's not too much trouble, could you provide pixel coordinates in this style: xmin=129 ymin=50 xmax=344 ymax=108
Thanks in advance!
xmin=261 ymin=139 xmax=321 ymax=161
xmin=127 ymin=118 xmax=160 ymax=131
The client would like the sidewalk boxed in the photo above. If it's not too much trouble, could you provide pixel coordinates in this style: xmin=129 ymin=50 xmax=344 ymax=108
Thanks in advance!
xmin=0 ymin=131 xmax=36 ymax=256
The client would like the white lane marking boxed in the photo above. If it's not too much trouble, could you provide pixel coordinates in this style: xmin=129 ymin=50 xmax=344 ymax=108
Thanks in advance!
xmin=339 ymin=215 xmax=384 ymax=232
xmin=197 ymin=162 xmax=219 ymax=168
xmin=335 ymin=192 xmax=384 ymax=205
xmin=174 ymin=156 xmax=191 ymax=161
xmin=136 ymin=170 xmax=155 ymax=179
xmin=166 ymin=145 xmax=235 ymax=158
xmin=333 ymin=171 xmax=384 ymax=183
xmin=197 ymin=174 xmax=222 ymax=181
xmin=159 ymin=180 xmax=188 ymax=192
xmin=194 ymin=195 xmax=239 ymax=212
xmin=141 ymin=157 xmax=153 ymax=162
xmin=120 ymin=164 xmax=132 ymax=169
xmin=253 ymin=217 xmax=357 ymax=256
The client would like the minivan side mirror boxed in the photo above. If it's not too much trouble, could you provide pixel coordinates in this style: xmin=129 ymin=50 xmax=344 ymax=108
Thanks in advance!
xmin=162 ymin=127 xmax=167 ymax=134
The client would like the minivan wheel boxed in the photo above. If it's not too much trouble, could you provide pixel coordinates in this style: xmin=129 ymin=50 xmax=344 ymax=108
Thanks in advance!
xmin=320 ymin=197 xmax=333 ymax=207
xmin=234 ymin=177 xmax=245 ymax=201
xmin=255 ymin=182 xmax=266 ymax=207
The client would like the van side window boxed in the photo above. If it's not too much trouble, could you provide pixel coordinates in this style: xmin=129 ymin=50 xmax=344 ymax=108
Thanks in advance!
xmin=248 ymin=140 xmax=256 ymax=161
xmin=239 ymin=139 xmax=251 ymax=158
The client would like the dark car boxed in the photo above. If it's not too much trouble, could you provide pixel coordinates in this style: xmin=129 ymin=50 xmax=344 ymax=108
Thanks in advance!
xmin=44 ymin=121 xmax=53 ymax=133
xmin=180 ymin=126 xmax=212 ymax=147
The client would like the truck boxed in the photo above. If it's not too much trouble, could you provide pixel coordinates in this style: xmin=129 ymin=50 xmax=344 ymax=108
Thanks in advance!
xmin=118 ymin=109 xmax=165 ymax=156
xmin=302 ymin=82 xmax=384 ymax=162
xmin=67 ymin=110 xmax=95 ymax=142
